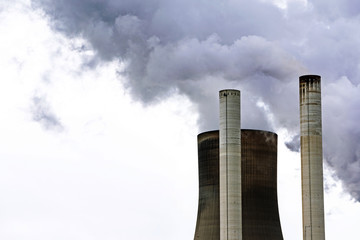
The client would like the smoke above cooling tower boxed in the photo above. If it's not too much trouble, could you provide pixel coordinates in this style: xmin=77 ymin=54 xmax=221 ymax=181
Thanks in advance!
xmin=31 ymin=0 xmax=360 ymax=201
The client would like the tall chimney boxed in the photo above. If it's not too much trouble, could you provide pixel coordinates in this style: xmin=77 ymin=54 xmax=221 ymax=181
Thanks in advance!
xmin=299 ymin=75 xmax=325 ymax=240
xmin=219 ymin=89 xmax=242 ymax=240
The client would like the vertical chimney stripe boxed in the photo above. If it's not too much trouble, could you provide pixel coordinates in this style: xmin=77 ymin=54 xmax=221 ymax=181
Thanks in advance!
xmin=219 ymin=89 xmax=242 ymax=240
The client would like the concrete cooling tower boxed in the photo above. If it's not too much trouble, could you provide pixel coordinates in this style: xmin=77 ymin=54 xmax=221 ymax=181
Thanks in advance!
xmin=194 ymin=130 xmax=283 ymax=240
xmin=194 ymin=130 xmax=220 ymax=240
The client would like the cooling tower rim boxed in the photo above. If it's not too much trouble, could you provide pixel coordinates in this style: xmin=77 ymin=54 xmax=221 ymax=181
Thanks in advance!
xmin=197 ymin=129 xmax=277 ymax=137
xmin=197 ymin=130 xmax=219 ymax=142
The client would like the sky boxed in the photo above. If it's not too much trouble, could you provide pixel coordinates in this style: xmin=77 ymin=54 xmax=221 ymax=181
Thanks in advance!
xmin=1 ymin=0 xmax=360 ymax=239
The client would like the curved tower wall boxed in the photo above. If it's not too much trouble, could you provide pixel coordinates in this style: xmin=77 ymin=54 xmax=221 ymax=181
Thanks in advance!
xmin=241 ymin=130 xmax=283 ymax=240
xmin=219 ymin=89 xmax=242 ymax=240
xmin=194 ymin=131 xmax=220 ymax=240
xmin=194 ymin=130 xmax=283 ymax=240
xmin=299 ymin=75 xmax=325 ymax=240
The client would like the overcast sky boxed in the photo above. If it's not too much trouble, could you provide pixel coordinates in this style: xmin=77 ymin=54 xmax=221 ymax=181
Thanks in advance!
xmin=1 ymin=0 xmax=360 ymax=239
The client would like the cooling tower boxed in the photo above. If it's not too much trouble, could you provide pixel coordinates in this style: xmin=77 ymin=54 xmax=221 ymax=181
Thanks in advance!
xmin=219 ymin=89 xmax=242 ymax=240
xmin=194 ymin=130 xmax=283 ymax=240
xmin=241 ymin=130 xmax=283 ymax=240
xmin=194 ymin=131 xmax=220 ymax=240
xmin=299 ymin=75 xmax=325 ymax=240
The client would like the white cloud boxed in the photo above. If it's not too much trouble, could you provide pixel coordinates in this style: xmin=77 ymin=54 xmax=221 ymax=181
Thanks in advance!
xmin=0 ymin=2 xmax=199 ymax=239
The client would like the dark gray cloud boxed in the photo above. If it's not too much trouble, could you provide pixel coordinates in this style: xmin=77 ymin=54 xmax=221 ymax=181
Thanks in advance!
xmin=31 ymin=0 xmax=304 ymax=130
xmin=323 ymin=77 xmax=360 ymax=200
xmin=285 ymin=134 xmax=300 ymax=153
xmin=32 ymin=96 xmax=63 ymax=131
xmin=31 ymin=0 xmax=360 ymax=200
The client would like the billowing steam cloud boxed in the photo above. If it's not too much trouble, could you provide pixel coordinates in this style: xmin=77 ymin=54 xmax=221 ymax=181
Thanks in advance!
xmin=31 ymin=0 xmax=360 ymax=201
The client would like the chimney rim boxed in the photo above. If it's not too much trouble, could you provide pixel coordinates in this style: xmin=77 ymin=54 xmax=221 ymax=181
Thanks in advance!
xmin=299 ymin=74 xmax=321 ymax=83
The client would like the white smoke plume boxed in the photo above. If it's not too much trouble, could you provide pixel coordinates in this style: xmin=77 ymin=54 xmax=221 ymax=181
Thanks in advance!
xmin=31 ymin=0 xmax=360 ymax=201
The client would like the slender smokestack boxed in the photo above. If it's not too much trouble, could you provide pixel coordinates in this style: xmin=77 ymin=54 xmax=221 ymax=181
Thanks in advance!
xmin=299 ymin=75 xmax=325 ymax=240
xmin=219 ymin=89 xmax=242 ymax=240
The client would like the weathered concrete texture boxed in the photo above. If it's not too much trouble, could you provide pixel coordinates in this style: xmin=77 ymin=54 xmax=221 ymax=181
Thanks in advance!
xmin=219 ymin=89 xmax=242 ymax=240
xmin=241 ymin=130 xmax=283 ymax=240
xmin=194 ymin=130 xmax=283 ymax=240
xmin=299 ymin=75 xmax=325 ymax=240
xmin=194 ymin=131 xmax=220 ymax=240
